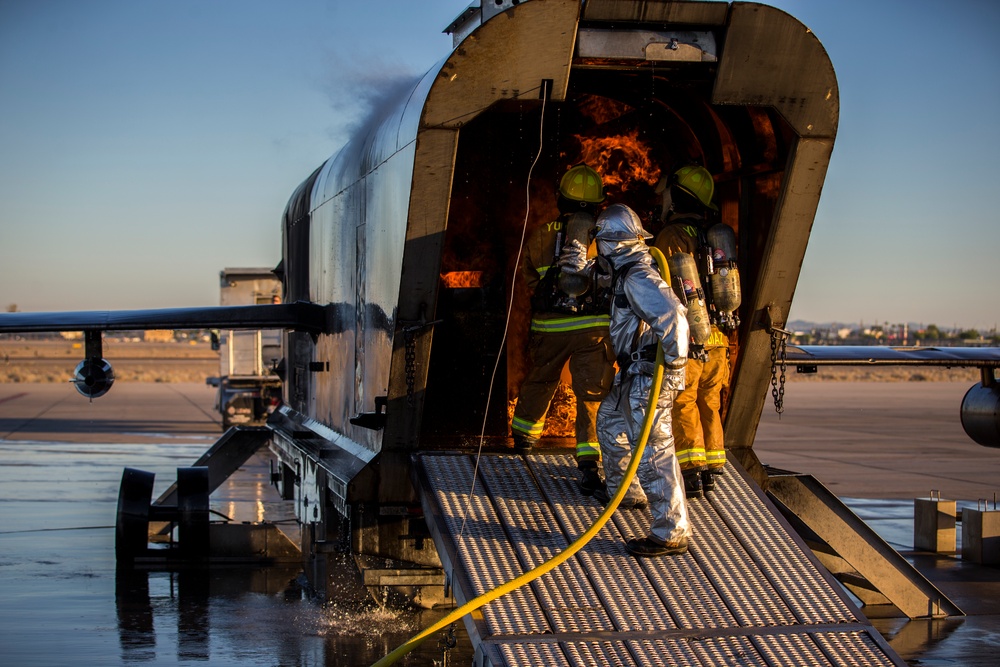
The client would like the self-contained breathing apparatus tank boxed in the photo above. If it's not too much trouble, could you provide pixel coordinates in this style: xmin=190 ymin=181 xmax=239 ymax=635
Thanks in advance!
xmin=666 ymin=252 xmax=712 ymax=345
xmin=704 ymin=222 xmax=742 ymax=331
xmin=557 ymin=212 xmax=596 ymax=300
xmin=532 ymin=212 xmax=609 ymax=316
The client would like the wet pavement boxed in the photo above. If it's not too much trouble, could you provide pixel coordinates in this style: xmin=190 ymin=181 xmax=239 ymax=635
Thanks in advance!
xmin=1 ymin=381 xmax=998 ymax=666
xmin=0 ymin=383 xmax=473 ymax=666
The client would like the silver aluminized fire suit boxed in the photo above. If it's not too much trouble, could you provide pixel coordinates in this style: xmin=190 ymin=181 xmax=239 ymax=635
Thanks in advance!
xmin=594 ymin=204 xmax=691 ymax=545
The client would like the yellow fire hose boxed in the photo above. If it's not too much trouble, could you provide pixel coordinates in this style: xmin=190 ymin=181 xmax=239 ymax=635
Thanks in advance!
xmin=372 ymin=247 xmax=671 ymax=667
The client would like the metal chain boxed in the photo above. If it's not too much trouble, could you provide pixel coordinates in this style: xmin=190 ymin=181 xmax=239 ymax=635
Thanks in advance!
xmin=436 ymin=624 xmax=457 ymax=665
xmin=404 ymin=328 xmax=416 ymax=406
xmin=769 ymin=328 xmax=787 ymax=417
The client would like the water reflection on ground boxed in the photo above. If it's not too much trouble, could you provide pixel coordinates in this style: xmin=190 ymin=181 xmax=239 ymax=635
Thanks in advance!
xmin=111 ymin=566 xmax=472 ymax=666
xmin=840 ymin=497 xmax=1000 ymax=667
xmin=0 ymin=441 xmax=472 ymax=666
xmin=1 ymin=439 xmax=996 ymax=666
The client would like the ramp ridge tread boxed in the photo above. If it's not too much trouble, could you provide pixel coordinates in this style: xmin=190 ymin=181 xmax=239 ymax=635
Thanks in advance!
xmin=529 ymin=455 xmax=681 ymax=631
xmin=422 ymin=455 xmax=549 ymax=635
xmin=685 ymin=498 xmax=798 ymax=626
xmin=561 ymin=640 xmax=644 ymax=667
xmin=586 ymin=638 xmax=700 ymax=666
xmin=753 ymin=631 xmax=837 ymax=666
xmin=687 ymin=634 xmax=768 ymax=667
xmin=615 ymin=507 xmax=742 ymax=630
xmin=419 ymin=454 xmax=901 ymax=667
xmin=710 ymin=469 xmax=858 ymax=623
xmin=484 ymin=629 xmax=897 ymax=667
xmin=812 ymin=630 xmax=899 ymax=667
xmin=480 ymin=456 xmax=613 ymax=633
xmin=498 ymin=641 xmax=570 ymax=666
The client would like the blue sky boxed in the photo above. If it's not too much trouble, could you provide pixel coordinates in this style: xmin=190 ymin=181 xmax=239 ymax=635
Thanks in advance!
xmin=1 ymin=0 xmax=998 ymax=331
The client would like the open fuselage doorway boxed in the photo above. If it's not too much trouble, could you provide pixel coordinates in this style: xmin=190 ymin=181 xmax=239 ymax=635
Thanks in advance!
xmin=420 ymin=64 xmax=794 ymax=452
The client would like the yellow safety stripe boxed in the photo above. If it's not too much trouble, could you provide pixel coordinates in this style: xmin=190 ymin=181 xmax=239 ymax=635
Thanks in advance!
xmin=537 ymin=264 xmax=553 ymax=278
xmin=511 ymin=416 xmax=544 ymax=438
xmin=576 ymin=442 xmax=600 ymax=458
xmin=530 ymin=314 xmax=610 ymax=333
xmin=675 ymin=449 xmax=707 ymax=467
xmin=705 ymin=450 xmax=727 ymax=465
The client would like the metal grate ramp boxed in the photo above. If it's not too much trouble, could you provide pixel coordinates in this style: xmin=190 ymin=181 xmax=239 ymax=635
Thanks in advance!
xmin=414 ymin=453 xmax=906 ymax=667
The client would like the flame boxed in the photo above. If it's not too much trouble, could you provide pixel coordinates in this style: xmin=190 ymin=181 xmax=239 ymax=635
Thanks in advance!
xmin=577 ymin=95 xmax=633 ymax=126
xmin=574 ymin=129 xmax=661 ymax=193
xmin=440 ymin=271 xmax=483 ymax=288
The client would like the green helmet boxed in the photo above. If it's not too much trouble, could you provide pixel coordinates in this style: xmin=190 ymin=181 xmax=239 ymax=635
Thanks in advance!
xmin=559 ymin=164 xmax=605 ymax=203
xmin=673 ymin=165 xmax=717 ymax=211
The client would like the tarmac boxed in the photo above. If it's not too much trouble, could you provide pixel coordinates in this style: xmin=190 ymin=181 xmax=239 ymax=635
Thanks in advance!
xmin=754 ymin=380 xmax=1000 ymax=502
xmin=0 ymin=381 xmax=222 ymax=444
xmin=4 ymin=380 xmax=995 ymax=501
xmin=1 ymin=380 xmax=998 ymax=666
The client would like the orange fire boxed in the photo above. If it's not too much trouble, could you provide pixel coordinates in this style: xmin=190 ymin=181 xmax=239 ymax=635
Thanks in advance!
xmin=440 ymin=271 xmax=484 ymax=288
xmin=577 ymin=95 xmax=633 ymax=126
xmin=573 ymin=128 xmax=661 ymax=194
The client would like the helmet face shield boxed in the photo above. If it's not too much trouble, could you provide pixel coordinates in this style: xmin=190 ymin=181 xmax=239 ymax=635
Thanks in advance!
xmin=596 ymin=238 xmax=618 ymax=258
xmin=594 ymin=204 xmax=652 ymax=242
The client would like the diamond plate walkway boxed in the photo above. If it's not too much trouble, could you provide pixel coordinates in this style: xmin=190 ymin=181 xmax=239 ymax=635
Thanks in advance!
xmin=414 ymin=453 xmax=907 ymax=667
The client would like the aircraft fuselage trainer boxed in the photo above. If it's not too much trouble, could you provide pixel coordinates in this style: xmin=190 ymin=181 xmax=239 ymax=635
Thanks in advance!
xmin=1 ymin=0 xmax=997 ymax=608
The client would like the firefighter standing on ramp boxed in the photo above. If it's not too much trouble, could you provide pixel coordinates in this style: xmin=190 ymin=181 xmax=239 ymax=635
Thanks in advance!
xmin=653 ymin=164 xmax=741 ymax=498
xmin=511 ymin=164 xmax=615 ymax=497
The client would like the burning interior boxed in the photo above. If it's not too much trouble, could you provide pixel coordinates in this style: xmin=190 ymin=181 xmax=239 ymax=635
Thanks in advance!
xmin=422 ymin=65 xmax=794 ymax=449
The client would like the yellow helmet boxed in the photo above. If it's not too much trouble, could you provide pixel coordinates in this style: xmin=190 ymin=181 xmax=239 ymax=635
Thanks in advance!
xmin=558 ymin=164 xmax=605 ymax=203
xmin=673 ymin=165 xmax=717 ymax=211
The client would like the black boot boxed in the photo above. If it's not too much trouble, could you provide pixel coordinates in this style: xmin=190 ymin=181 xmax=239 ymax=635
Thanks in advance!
xmin=704 ymin=467 xmax=724 ymax=493
xmin=512 ymin=434 xmax=534 ymax=454
xmin=625 ymin=536 xmax=688 ymax=557
xmin=701 ymin=469 xmax=717 ymax=493
xmin=578 ymin=461 xmax=605 ymax=496
xmin=683 ymin=470 xmax=703 ymax=499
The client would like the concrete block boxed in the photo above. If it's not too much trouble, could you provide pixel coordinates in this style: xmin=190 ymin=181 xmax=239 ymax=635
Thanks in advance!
xmin=914 ymin=493 xmax=956 ymax=553
xmin=961 ymin=503 xmax=1000 ymax=565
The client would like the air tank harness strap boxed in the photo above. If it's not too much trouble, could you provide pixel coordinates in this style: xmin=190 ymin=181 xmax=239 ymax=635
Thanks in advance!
xmin=617 ymin=343 xmax=658 ymax=376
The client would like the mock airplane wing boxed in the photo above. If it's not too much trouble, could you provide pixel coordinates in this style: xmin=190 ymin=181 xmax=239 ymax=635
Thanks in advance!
xmin=785 ymin=345 xmax=1000 ymax=368
xmin=0 ymin=302 xmax=329 ymax=335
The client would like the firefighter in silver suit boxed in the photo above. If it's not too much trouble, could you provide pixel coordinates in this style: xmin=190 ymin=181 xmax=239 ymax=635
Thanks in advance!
xmin=593 ymin=203 xmax=691 ymax=557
